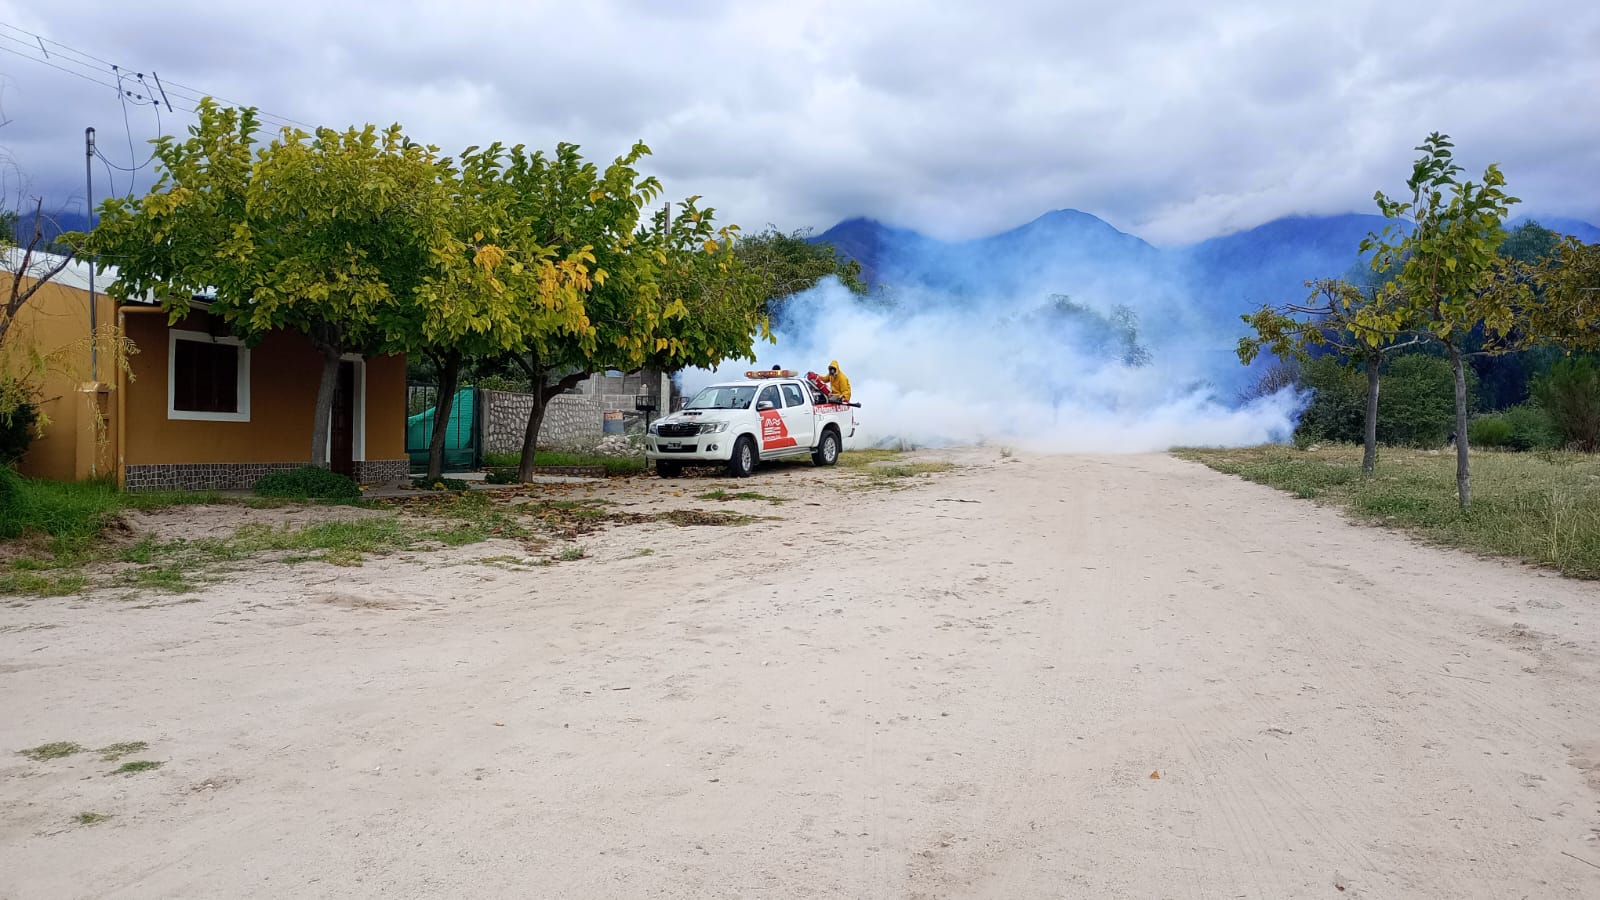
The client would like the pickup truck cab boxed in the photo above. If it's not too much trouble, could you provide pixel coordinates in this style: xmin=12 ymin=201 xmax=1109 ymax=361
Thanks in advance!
xmin=646 ymin=371 xmax=858 ymax=477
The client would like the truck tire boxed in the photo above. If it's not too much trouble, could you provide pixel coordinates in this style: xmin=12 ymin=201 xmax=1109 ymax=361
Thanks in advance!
xmin=811 ymin=428 xmax=840 ymax=467
xmin=655 ymin=460 xmax=683 ymax=478
xmin=727 ymin=436 xmax=757 ymax=478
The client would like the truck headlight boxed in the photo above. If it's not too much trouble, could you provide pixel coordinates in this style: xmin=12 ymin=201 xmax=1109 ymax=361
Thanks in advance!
xmin=647 ymin=422 xmax=660 ymax=435
xmin=699 ymin=421 xmax=729 ymax=434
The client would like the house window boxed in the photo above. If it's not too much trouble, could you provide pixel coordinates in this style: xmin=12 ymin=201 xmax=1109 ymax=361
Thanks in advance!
xmin=168 ymin=329 xmax=250 ymax=422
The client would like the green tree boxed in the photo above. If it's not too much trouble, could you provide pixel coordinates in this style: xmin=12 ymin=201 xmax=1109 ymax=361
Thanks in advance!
xmin=1499 ymin=221 xmax=1561 ymax=265
xmin=1533 ymin=357 xmax=1600 ymax=451
xmin=1532 ymin=237 xmax=1600 ymax=352
xmin=1360 ymin=133 xmax=1529 ymax=508
xmin=403 ymin=142 xmax=603 ymax=481
xmin=733 ymin=226 xmax=866 ymax=318
xmin=1377 ymin=354 xmax=1468 ymax=448
xmin=79 ymin=100 xmax=454 ymax=466
xmin=490 ymin=143 xmax=680 ymax=483
xmin=1239 ymin=278 xmax=1424 ymax=476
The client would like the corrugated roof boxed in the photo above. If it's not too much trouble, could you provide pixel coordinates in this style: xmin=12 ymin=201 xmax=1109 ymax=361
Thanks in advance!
xmin=2 ymin=247 xmax=177 ymax=305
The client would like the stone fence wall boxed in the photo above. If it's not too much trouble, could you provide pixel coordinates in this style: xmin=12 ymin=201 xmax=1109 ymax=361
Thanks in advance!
xmin=481 ymin=390 xmax=602 ymax=454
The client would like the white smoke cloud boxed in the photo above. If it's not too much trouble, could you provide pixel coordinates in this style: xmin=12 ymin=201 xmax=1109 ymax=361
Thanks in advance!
xmin=680 ymin=278 xmax=1304 ymax=453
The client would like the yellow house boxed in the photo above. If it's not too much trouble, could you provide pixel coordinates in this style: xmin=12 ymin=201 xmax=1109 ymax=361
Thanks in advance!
xmin=4 ymin=252 xmax=408 ymax=490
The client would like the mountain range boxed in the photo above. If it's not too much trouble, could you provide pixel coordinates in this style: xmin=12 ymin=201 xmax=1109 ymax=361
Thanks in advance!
xmin=814 ymin=209 xmax=1600 ymax=319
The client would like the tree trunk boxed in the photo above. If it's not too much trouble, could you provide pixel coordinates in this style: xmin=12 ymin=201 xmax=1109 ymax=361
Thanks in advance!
xmin=1362 ymin=354 xmax=1380 ymax=479
xmin=513 ymin=356 xmax=591 ymax=483
xmin=1449 ymin=343 xmax=1471 ymax=510
xmin=308 ymin=342 xmax=343 ymax=467
xmin=516 ymin=380 xmax=549 ymax=484
xmin=426 ymin=350 xmax=462 ymax=482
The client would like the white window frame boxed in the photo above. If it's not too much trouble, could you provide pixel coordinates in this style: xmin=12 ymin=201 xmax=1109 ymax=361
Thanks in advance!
xmin=323 ymin=354 xmax=368 ymax=464
xmin=167 ymin=328 xmax=250 ymax=423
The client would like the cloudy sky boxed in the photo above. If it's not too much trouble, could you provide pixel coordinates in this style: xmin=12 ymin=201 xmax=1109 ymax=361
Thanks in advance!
xmin=0 ymin=0 xmax=1594 ymax=244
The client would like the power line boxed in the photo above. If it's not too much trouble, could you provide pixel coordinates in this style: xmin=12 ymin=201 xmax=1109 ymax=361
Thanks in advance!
xmin=0 ymin=22 xmax=315 ymax=132
xmin=162 ymin=77 xmax=317 ymax=131
xmin=0 ymin=41 xmax=120 ymax=93
xmin=0 ymin=22 xmax=117 ymax=70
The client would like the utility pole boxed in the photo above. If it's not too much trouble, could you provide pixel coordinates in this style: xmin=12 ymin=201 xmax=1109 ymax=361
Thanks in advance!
xmin=85 ymin=126 xmax=96 ymax=382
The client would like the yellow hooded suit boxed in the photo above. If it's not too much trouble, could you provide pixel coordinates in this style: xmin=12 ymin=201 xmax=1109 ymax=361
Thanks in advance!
xmin=824 ymin=360 xmax=851 ymax=402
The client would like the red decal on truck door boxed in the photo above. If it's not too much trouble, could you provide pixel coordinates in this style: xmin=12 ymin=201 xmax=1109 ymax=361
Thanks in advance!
xmin=759 ymin=410 xmax=797 ymax=450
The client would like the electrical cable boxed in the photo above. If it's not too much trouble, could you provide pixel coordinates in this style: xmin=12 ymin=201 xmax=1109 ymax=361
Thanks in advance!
xmin=0 ymin=42 xmax=120 ymax=93
xmin=0 ymin=23 xmax=314 ymax=131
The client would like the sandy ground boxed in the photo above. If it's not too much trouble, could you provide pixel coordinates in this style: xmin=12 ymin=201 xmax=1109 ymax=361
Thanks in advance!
xmin=4 ymin=450 xmax=1600 ymax=899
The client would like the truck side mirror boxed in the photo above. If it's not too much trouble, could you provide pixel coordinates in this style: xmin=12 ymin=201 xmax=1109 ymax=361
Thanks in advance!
xmin=757 ymin=401 xmax=775 ymax=411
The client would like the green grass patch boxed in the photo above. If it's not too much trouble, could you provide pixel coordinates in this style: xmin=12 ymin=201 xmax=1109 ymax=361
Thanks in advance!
xmin=696 ymin=489 xmax=786 ymax=504
xmin=0 ymin=571 xmax=89 ymax=597
xmin=483 ymin=450 xmax=646 ymax=476
xmin=115 ymin=564 xmax=199 ymax=593
xmin=74 ymin=812 xmax=111 ymax=826
xmin=111 ymin=760 xmax=162 ymax=775
xmin=20 ymin=741 xmax=82 ymax=761
xmin=870 ymin=462 xmax=955 ymax=479
xmin=1177 ymin=444 xmax=1600 ymax=579
xmin=0 ymin=474 xmax=223 ymax=560
xmin=554 ymin=545 xmax=588 ymax=562
xmin=104 ymin=501 xmax=527 ymax=593
xmin=96 ymin=741 xmax=148 ymax=761
xmin=838 ymin=449 xmax=906 ymax=468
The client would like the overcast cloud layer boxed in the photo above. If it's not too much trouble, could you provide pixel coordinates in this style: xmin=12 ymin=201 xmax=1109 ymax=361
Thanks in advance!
xmin=0 ymin=0 xmax=1594 ymax=244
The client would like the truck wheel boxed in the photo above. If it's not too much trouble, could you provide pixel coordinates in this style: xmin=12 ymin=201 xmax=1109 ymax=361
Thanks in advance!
xmin=655 ymin=461 xmax=682 ymax=478
xmin=812 ymin=429 xmax=840 ymax=467
xmin=727 ymin=436 xmax=757 ymax=478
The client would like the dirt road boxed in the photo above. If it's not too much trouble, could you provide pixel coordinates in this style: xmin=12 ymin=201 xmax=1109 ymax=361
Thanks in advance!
xmin=5 ymin=451 xmax=1600 ymax=898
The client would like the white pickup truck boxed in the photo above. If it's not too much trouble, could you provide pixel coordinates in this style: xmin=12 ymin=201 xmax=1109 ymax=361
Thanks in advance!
xmin=646 ymin=371 xmax=859 ymax=477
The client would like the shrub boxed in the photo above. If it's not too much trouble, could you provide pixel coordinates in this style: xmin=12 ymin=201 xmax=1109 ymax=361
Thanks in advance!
xmin=1377 ymin=354 xmax=1466 ymax=448
xmin=1500 ymin=404 xmax=1559 ymax=451
xmin=483 ymin=470 xmax=520 ymax=485
xmin=254 ymin=466 xmax=362 ymax=501
xmin=1292 ymin=357 xmax=1364 ymax=446
xmin=1293 ymin=353 xmax=1472 ymax=449
xmin=0 ymin=401 xmax=38 ymax=465
xmin=1469 ymin=415 xmax=1514 ymax=449
xmin=1533 ymin=357 xmax=1600 ymax=452
xmin=474 ymin=374 xmax=519 ymax=393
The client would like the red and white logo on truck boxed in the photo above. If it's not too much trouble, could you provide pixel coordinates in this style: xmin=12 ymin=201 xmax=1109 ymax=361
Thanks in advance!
xmin=759 ymin=409 xmax=797 ymax=450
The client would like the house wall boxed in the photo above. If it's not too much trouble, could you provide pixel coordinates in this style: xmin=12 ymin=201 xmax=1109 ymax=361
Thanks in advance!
xmin=3 ymin=273 xmax=117 ymax=482
xmin=120 ymin=310 xmax=407 ymax=490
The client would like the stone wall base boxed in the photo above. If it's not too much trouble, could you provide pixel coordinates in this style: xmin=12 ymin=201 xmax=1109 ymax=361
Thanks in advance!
xmin=351 ymin=458 xmax=410 ymax=486
xmin=124 ymin=458 xmax=411 ymax=492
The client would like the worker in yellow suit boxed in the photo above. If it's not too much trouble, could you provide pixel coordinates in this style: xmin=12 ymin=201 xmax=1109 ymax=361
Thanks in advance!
xmin=822 ymin=359 xmax=852 ymax=402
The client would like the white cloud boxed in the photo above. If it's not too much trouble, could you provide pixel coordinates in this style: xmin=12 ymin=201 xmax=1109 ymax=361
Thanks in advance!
xmin=0 ymin=0 xmax=1594 ymax=242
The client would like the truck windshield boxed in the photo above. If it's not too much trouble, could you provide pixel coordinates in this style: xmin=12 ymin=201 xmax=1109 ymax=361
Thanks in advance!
xmin=685 ymin=385 xmax=757 ymax=410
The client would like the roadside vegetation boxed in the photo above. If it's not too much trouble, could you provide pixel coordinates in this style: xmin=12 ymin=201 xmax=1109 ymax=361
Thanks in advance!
xmin=835 ymin=448 xmax=955 ymax=488
xmin=1178 ymin=444 xmax=1600 ymax=579
xmin=0 ymin=470 xmax=225 ymax=555
xmin=1237 ymin=132 xmax=1600 ymax=513
xmin=482 ymin=450 xmax=646 ymax=477
xmin=2 ymin=477 xmax=771 ymax=599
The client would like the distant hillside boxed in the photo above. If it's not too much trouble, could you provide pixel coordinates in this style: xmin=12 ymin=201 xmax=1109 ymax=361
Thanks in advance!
xmin=813 ymin=208 xmax=1599 ymax=318
xmin=11 ymin=209 xmax=91 ymax=251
